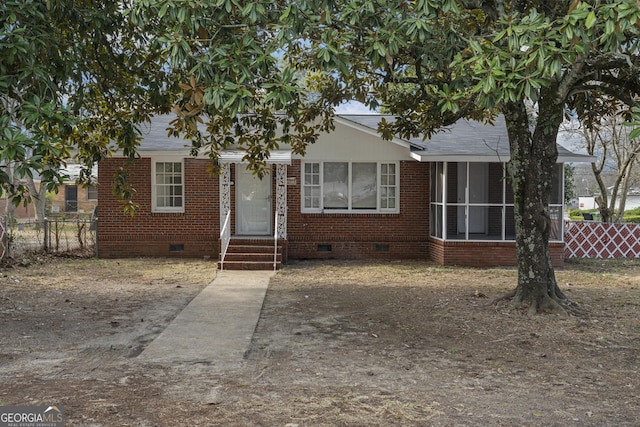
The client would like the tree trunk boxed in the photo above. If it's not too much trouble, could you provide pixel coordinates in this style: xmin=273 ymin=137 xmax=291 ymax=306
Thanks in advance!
xmin=611 ymin=155 xmax=636 ymax=223
xmin=4 ymin=196 xmax=16 ymax=224
xmin=502 ymin=97 xmax=569 ymax=315
xmin=3 ymin=163 xmax=17 ymax=223
xmin=25 ymin=177 xmax=46 ymax=223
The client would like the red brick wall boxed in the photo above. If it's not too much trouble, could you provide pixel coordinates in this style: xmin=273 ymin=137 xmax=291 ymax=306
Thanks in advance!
xmin=97 ymin=157 xmax=219 ymax=258
xmin=97 ymin=156 xmax=566 ymax=268
xmin=429 ymin=238 xmax=565 ymax=268
xmin=285 ymin=160 xmax=431 ymax=260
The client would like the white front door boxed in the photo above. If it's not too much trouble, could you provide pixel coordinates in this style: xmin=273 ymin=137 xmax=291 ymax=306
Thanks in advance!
xmin=236 ymin=167 xmax=272 ymax=235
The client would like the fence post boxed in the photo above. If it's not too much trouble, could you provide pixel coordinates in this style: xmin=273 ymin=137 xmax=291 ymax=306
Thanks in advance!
xmin=94 ymin=218 xmax=98 ymax=258
xmin=44 ymin=218 xmax=49 ymax=252
xmin=0 ymin=216 xmax=6 ymax=263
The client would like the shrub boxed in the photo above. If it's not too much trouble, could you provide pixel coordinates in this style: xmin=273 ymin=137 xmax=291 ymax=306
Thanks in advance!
xmin=568 ymin=209 xmax=599 ymax=220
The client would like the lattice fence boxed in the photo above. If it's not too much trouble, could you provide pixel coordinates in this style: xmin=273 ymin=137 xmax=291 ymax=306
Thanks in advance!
xmin=564 ymin=220 xmax=640 ymax=259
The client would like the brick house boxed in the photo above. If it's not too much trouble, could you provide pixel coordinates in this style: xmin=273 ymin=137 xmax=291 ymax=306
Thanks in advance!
xmin=0 ymin=165 xmax=98 ymax=221
xmin=47 ymin=164 xmax=98 ymax=217
xmin=97 ymin=115 xmax=591 ymax=268
xmin=49 ymin=184 xmax=98 ymax=217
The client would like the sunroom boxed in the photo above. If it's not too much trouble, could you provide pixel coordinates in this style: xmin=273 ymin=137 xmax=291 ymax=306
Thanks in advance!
xmin=408 ymin=116 xmax=593 ymax=267
xmin=428 ymin=161 xmax=564 ymax=242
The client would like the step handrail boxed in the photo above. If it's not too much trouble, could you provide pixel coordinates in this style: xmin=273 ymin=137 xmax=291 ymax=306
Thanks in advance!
xmin=220 ymin=210 xmax=231 ymax=271
xmin=273 ymin=214 xmax=278 ymax=271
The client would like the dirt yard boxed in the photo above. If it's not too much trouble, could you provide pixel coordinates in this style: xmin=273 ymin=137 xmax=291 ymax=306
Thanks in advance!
xmin=0 ymin=256 xmax=638 ymax=426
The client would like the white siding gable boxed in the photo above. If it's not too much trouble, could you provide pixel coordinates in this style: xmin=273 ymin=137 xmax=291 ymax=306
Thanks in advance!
xmin=295 ymin=119 xmax=413 ymax=162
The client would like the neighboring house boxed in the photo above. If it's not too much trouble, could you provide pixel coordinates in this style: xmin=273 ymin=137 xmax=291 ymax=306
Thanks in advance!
xmin=49 ymin=183 xmax=98 ymax=215
xmin=49 ymin=165 xmax=98 ymax=216
xmin=97 ymin=115 xmax=591 ymax=268
xmin=0 ymin=165 xmax=98 ymax=220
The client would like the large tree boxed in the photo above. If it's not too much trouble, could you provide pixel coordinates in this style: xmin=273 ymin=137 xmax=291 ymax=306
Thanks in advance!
xmin=0 ymin=0 xmax=172 ymax=215
xmin=300 ymin=0 xmax=640 ymax=314
xmin=307 ymin=1 xmax=640 ymax=315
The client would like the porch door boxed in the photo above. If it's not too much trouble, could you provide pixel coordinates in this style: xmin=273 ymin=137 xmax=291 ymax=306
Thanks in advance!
xmin=457 ymin=163 xmax=488 ymax=235
xmin=236 ymin=167 xmax=272 ymax=235
xmin=468 ymin=163 xmax=488 ymax=234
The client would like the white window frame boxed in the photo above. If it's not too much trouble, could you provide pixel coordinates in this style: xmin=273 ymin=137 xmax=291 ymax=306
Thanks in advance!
xmin=301 ymin=161 xmax=400 ymax=214
xmin=379 ymin=162 xmax=397 ymax=210
xmin=302 ymin=162 xmax=321 ymax=210
xmin=152 ymin=159 xmax=185 ymax=213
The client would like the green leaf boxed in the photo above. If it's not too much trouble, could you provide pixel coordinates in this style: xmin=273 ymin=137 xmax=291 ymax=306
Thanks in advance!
xmin=585 ymin=10 xmax=597 ymax=29
xmin=158 ymin=2 xmax=170 ymax=18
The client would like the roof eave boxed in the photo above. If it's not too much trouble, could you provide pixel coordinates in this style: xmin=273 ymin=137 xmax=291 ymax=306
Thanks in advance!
xmin=219 ymin=149 xmax=292 ymax=165
xmin=558 ymin=154 xmax=596 ymax=163
xmin=410 ymin=152 xmax=510 ymax=162
xmin=411 ymin=153 xmax=596 ymax=163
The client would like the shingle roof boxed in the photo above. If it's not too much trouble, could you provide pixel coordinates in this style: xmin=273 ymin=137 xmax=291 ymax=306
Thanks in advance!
xmin=136 ymin=115 xmax=192 ymax=151
xmin=339 ymin=114 xmax=593 ymax=163
xmin=133 ymin=114 xmax=593 ymax=163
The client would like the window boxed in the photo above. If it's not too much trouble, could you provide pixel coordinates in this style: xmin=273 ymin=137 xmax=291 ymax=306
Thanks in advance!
xmin=430 ymin=162 xmax=564 ymax=242
xmin=352 ymin=162 xmax=377 ymax=209
xmin=380 ymin=163 xmax=396 ymax=210
xmin=301 ymin=161 xmax=399 ymax=213
xmin=153 ymin=161 xmax=184 ymax=212
xmin=303 ymin=163 xmax=321 ymax=209
xmin=87 ymin=185 xmax=98 ymax=201
xmin=323 ymin=162 xmax=348 ymax=209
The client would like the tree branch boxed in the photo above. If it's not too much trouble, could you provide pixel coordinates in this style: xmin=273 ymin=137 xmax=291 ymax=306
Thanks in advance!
xmin=569 ymin=83 xmax=639 ymax=108
xmin=557 ymin=57 xmax=586 ymax=102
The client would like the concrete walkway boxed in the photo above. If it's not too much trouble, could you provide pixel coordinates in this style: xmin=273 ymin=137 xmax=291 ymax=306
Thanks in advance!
xmin=138 ymin=270 xmax=274 ymax=370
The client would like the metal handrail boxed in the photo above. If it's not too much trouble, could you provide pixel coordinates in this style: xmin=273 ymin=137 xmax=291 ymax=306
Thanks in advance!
xmin=219 ymin=210 xmax=231 ymax=271
xmin=273 ymin=214 xmax=278 ymax=271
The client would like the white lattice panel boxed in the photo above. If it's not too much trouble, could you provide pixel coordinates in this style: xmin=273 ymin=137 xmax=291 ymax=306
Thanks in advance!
xmin=219 ymin=162 xmax=231 ymax=231
xmin=564 ymin=221 xmax=640 ymax=259
xmin=275 ymin=164 xmax=287 ymax=239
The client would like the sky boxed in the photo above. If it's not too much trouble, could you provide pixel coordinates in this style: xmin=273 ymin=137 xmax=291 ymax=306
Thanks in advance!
xmin=335 ymin=100 xmax=375 ymax=114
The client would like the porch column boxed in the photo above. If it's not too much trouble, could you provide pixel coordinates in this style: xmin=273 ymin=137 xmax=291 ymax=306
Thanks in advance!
xmin=219 ymin=162 xmax=231 ymax=230
xmin=275 ymin=163 xmax=287 ymax=238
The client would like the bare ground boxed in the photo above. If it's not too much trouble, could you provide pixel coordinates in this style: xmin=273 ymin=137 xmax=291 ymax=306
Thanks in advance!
xmin=0 ymin=256 xmax=639 ymax=426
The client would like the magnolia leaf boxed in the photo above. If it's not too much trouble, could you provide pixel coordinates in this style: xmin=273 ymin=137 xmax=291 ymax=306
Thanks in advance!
xmin=585 ymin=10 xmax=597 ymax=29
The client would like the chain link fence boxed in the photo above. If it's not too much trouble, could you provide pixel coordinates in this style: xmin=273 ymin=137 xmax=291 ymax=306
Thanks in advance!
xmin=0 ymin=217 xmax=96 ymax=263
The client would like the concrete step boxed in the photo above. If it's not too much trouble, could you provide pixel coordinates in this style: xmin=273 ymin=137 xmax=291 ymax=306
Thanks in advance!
xmin=220 ymin=260 xmax=281 ymax=270
xmin=224 ymin=252 xmax=281 ymax=262
xmin=227 ymin=244 xmax=281 ymax=254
